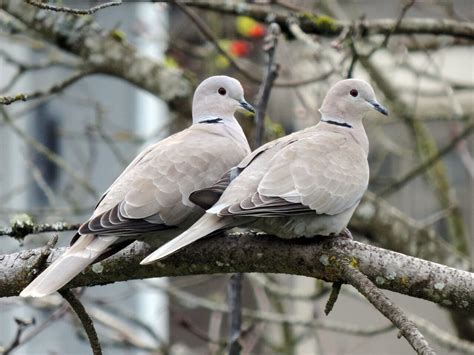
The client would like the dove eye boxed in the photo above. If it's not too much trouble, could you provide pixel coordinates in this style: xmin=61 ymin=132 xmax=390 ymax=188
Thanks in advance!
xmin=218 ymin=87 xmax=227 ymax=95
xmin=350 ymin=89 xmax=358 ymax=97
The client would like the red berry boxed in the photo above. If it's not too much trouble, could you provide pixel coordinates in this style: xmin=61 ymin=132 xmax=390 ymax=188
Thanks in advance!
xmin=230 ymin=40 xmax=250 ymax=57
xmin=248 ymin=24 xmax=265 ymax=38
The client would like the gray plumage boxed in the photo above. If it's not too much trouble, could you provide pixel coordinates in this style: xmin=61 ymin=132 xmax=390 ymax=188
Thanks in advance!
xmin=20 ymin=76 xmax=253 ymax=297
xmin=141 ymin=79 xmax=388 ymax=263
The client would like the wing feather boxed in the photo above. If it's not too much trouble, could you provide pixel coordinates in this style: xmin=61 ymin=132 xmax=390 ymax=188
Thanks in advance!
xmin=213 ymin=130 xmax=369 ymax=217
xmin=78 ymin=125 xmax=250 ymax=238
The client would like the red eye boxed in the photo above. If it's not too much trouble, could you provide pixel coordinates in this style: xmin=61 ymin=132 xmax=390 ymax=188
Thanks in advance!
xmin=218 ymin=87 xmax=226 ymax=95
xmin=350 ymin=89 xmax=358 ymax=97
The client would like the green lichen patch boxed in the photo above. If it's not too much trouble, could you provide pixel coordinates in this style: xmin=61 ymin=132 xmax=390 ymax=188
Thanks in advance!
xmin=10 ymin=214 xmax=34 ymax=240
xmin=109 ymin=29 xmax=126 ymax=43
xmin=298 ymin=13 xmax=340 ymax=35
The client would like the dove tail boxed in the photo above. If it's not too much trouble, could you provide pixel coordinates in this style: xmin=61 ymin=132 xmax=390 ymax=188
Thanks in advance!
xmin=20 ymin=235 xmax=117 ymax=298
xmin=141 ymin=214 xmax=228 ymax=264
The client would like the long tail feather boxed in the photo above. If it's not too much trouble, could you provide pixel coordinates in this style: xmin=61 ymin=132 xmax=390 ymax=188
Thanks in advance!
xmin=20 ymin=235 xmax=117 ymax=298
xmin=141 ymin=214 xmax=228 ymax=264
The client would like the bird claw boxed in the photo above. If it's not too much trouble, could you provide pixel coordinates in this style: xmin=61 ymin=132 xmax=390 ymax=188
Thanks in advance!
xmin=339 ymin=228 xmax=353 ymax=240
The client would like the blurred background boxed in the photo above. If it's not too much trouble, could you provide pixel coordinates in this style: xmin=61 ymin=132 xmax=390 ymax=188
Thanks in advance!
xmin=0 ymin=1 xmax=472 ymax=354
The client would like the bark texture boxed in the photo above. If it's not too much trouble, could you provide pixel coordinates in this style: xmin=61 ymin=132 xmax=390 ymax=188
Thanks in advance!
xmin=1 ymin=233 xmax=472 ymax=313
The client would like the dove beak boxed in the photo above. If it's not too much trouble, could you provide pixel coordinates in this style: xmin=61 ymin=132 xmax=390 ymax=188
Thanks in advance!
xmin=368 ymin=100 xmax=389 ymax=116
xmin=239 ymin=99 xmax=255 ymax=114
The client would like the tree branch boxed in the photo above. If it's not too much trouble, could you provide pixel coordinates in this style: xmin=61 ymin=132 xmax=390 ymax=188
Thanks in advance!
xmin=1 ymin=0 xmax=192 ymax=107
xmin=341 ymin=260 xmax=435 ymax=354
xmin=24 ymin=0 xmax=121 ymax=15
xmin=184 ymin=2 xmax=474 ymax=40
xmin=3 ymin=234 xmax=473 ymax=312
xmin=0 ymin=69 xmax=96 ymax=105
xmin=255 ymin=22 xmax=280 ymax=147
xmin=59 ymin=290 xmax=103 ymax=355
xmin=351 ymin=192 xmax=470 ymax=270
xmin=379 ymin=120 xmax=474 ymax=197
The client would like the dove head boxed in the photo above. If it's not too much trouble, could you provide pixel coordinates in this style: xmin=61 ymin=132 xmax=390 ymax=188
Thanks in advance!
xmin=192 ymin=76 xmax=255 ymax=124
xmin=319 ymin=79 xmax=388 ymax=126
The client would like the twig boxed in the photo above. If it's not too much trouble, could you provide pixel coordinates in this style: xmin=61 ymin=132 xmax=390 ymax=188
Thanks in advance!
xmin=0 ymin=49 xmax=77 ymax=93
xmin=186 ymin=2 xmax=474 ymax=40
xmin=249 ymin=274 xmax=329 ymax=301
xmin=3 ymin=318 xmax=36 ymax=355
xmin=226 ymin=22 xmax=281 ymax=355
xmin=228 ymin=272 xmax=243 ymax=355
xmin=0 ymin=69 xmax=96 ymax=105
xmin=172 ymin=1 xmax=261 ymax=83
xmin=340 ymin=261 xmax=436 ymax=355
xmin=379 ymin=120 xmax=474 ymax=197
xmin=13 ymin=305 xmax=69 ymax=351
xmin=0 ymin=220 xmax=79 ymax=239
xmin=378 ymin=0 xmax=415 ymax=50
xmin=24 ymin=0 xmax=122 ymax=15
xmin=0 ymin=106 xmax=98 ymax=198
xmin=31 ymin=234 xmax=59 ymax=274
xmin=287 ymin=17 xmax=320 ymax=52
xmin=175 ymin=314 xmax=227 ymax=346
xmin=158 ymin=283 xmax=395 ymax=336
xmin=255 ymin=22 xmax=281 ymax=147
xmin=324 ymin=282 xmax=342 ymax=316
xmin=339 ymin=281 xmax=474 ymax=354
xmin=59 ymin=290 xmax=103 ymax=355
xmin=172 ymin=0 xmax=316 ymax=88
xmin=410 ymin=314 xmax=474 ymax=354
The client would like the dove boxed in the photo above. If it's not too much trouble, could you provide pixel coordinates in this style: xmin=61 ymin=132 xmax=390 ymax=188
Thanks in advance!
xmin=20 ymin=75 xmax=254 ymax=297
xmin=141 ymin=79 xmax=388 ymax=264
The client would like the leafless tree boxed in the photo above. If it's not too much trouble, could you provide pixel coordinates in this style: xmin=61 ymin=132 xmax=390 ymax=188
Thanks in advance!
xmin=0 ymin=1 xmax=473 ymax=354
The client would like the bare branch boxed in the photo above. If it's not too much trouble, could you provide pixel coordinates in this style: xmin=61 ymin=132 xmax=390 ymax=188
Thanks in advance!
xmin=159 ymin=282 xmax=394 ymax=336
xmin=228 ymin=272 xmax=243 ymax=355
xmin=351 ymin=192 xmax=470 ymax=270
xmin=341 ymin=260 xmax=435 ymax=354
xmin=172 ymin=1 xmax=261 ymax=83
xmin=184 ymin=2 xmax=474 ymax=40
xmin=59 ymin=290 xmax=103 ymax=355
xmin=0 ymin=106 xmax=98 ymax=198
xmin=24 ymin=0 xmax=122 ymax=15
xmin=380 ymin=120 xmax=474 ymax=197
xmin=255 ymin=22 xmax=280 ymax=147
xmin=2 ymin=234 xmax=473 ymax=312
xmin=323 ymin=282 xmax=341 ymax=316
xmin=0 ymin=69 xmax=96 ymax=105
xmin=2 ymin=318 xmax=36 ymax=355
xmin=0 ymin=218 xmax=79 ymax=240
xmin=172 ymin=2 xmax=334 ymax=89
xmin=1 ymin=0 xmax=191 ymax=105
xmin=410 ymin=314 xmax=474 ymax=354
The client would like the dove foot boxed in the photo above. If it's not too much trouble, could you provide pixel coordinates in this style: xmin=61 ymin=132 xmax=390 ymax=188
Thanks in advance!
xmin=339 ymin=228 xmax=353 ymax=240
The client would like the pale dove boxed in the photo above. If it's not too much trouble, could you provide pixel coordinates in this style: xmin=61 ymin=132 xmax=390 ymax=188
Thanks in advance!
xmin=20 ymin=76 xmax=253 ymax=297
xmin=141 ymin=79 xmax=388 ymax=263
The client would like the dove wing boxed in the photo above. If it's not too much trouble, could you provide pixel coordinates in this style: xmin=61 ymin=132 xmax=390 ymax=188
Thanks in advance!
xmin=78 ymin=125 xmax=249 ymax=238
xmin=216 ymin=131 xmax=369 ymax=217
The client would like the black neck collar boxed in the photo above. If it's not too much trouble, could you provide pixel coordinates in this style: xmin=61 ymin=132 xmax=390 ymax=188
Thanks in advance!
xmin=199 ymin=118 xmax=223 ymax=124
xmin=322 ymin=119 xmax=352 ymax=128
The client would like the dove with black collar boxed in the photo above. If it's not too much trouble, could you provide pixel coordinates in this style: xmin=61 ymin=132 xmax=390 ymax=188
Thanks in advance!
xmin=20 ymin=76 xmax=254 ymax=297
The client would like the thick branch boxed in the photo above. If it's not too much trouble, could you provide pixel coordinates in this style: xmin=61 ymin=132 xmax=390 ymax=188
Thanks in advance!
xmin=185 ymin=2 xmax=474 ymax=40
xmin=351 ymin=192 xmax=470 ymax=270
xmin=2 ymin=234 xmax=472 ymax=312
xmin=1 ymin=0 xmax=191 ymax=107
